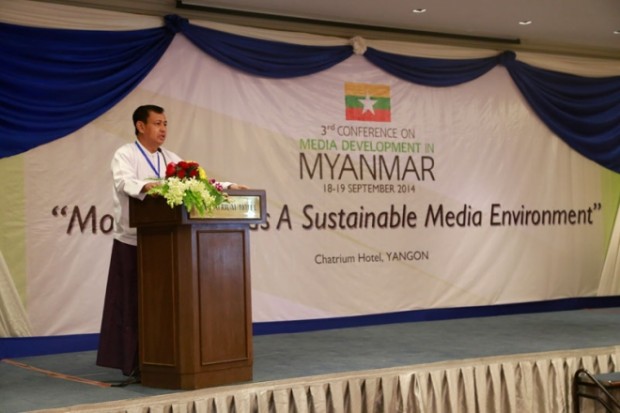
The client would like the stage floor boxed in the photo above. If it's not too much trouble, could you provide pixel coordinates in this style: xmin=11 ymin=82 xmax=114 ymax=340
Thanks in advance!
xmin=2 ymin=308 xmax=620 ymax=412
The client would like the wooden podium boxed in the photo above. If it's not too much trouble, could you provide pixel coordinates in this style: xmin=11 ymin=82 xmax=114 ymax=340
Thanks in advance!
xmin=129 ymin=190 xmax=266 ymax=390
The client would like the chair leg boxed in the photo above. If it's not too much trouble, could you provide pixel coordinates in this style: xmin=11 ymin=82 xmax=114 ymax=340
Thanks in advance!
xmin=574 ymin=369 xmax=584 ymax=413
xmin=574 ymin=369 xmax=620 ymax=413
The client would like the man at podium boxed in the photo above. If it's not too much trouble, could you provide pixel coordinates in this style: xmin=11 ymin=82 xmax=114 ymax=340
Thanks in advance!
xmin=96 ymin=104 xmax=246 ymax=380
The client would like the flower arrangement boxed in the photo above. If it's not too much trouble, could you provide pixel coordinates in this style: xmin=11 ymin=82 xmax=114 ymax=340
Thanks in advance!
xmin=147 ymin=160 xmax=227 ymax=217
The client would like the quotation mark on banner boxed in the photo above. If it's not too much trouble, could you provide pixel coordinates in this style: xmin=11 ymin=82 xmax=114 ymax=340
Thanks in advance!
xmin=51 ymin=205 xmax=114 ymax=235
xmin=51 ymin=205 xmax=68 ymax=217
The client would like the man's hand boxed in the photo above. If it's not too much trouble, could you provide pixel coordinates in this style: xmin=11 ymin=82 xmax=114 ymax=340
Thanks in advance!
xmin=141 ymin=182 xmax=161 ymax=193
xmin=228 ymin=183 xmax=250 ymax=190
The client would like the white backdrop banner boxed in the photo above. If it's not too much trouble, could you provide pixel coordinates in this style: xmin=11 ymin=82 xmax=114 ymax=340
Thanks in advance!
xmin=2 ymin=35 xmax=619 ymax=336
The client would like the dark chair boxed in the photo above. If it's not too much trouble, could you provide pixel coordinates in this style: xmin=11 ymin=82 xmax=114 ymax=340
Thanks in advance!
xmin=574 ymin=369 xmax=620 ymax=413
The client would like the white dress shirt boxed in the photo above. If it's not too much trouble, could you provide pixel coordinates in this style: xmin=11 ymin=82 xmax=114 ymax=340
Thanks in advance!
xmin=111 ymin=141 xmax=182 ymax=246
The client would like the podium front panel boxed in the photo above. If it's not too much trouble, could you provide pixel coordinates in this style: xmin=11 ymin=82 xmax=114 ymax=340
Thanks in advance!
xmin=138 ymin=228 xmax=176 ymax=367
xmin=136 ymin=223 xmax=253 ymax=389
xmin=197 ymin=230 xmax=250 ymax=365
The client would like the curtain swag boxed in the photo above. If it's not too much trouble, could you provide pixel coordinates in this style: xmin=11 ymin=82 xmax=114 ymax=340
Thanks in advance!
xmin=1 ymin=14 xmax=619 ymax=172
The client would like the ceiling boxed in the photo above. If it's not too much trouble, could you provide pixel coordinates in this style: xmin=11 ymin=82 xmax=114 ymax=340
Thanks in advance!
xmin=35 ymin=0 xmax=620 ymax=58
xmin=176 ymin=0 xmax=620 ymax=57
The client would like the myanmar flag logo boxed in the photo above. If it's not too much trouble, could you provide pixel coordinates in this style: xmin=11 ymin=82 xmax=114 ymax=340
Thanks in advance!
xmin=344 ymin=82 xmax=391 ymax=122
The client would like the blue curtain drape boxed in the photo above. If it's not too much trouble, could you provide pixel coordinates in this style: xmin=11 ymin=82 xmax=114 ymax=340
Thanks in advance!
xmin=1 ymin=14 xmax=619 ymax=172
xmin=167 ymin=15 xmax=353 ymax=78
xmin=364 ymin=47 xmax=501 ymax=87
xmin=0 ymin=21 xmax=175 ymax=157
xmin=502 ymin=53 xmax=620 ymax=171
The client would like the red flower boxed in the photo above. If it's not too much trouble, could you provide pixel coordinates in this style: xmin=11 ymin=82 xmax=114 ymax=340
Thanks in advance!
xmin=166 ymin=162 xmax=176 ymax=178
xmin=164 ymin=160 xmax=207 ymax=180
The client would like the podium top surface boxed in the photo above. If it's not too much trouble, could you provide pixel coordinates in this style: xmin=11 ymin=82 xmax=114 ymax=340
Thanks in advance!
xmin=129 ymin=189 xmax=266 ymax=227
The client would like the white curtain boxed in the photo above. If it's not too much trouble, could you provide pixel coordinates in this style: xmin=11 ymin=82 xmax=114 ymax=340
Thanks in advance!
xmin=41 ymin=346 xmax=620 ymax=413
xmin=599 ymin=205 xmax=620 ymax=296
xmin=0 ymin=250 xmax=32 ymax=337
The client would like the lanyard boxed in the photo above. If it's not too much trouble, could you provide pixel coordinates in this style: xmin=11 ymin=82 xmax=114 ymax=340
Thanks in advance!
xmin=135 ymin=141 xmax=160 ymax=177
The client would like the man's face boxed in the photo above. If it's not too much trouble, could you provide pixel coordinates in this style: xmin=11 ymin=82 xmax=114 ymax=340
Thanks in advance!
xmin=138 ymin=111 xmax=167 ymax=151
